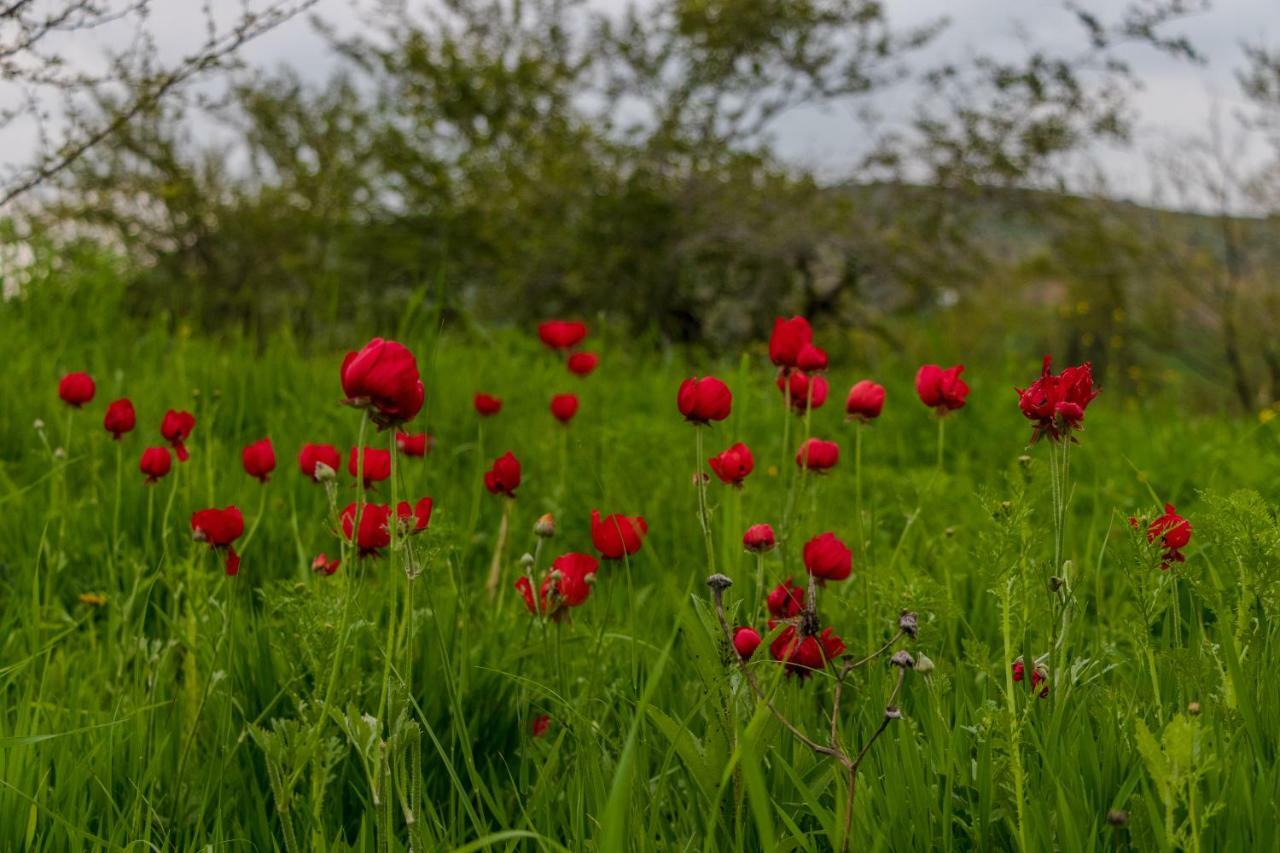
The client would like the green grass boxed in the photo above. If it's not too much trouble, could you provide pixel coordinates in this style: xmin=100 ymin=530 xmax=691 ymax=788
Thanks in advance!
xmin=2 ymin=279 xmax=1280 ymax=851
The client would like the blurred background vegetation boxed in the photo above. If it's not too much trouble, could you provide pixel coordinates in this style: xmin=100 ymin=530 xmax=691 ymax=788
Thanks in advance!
xmin=3 ymin=0 xmax=1280 ymax=411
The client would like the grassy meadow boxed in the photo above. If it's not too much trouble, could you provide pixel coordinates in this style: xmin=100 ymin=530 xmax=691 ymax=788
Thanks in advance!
xmin=3 ymin=280 xmax=1280 ymax=852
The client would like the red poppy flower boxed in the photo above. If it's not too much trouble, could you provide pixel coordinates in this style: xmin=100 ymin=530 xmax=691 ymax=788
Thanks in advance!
xmin=1016 ymin=355 xmax=1101 ymax=444
xmin=341 ymin=338 xmax=425 ymax=429
xmin=396 ymin=432 xmax=431 ymax=456
xmin=311 ymin=553 xmax=340 ymax=575
xmin=770 ymin=624 xmax=844 ymax=676
xmin=58 ymin=372 xmax=95 ymax=407
xmin=139 ymin=447 xmax=172 ymax=483
xmin=766 ymin=577 xmax=805 ymax=619
xmin=803 ymin=532 xmax=852 ymax=582
xmin=677 ymin=376 xmax=732 ymax=424
xmin=161 ymin=410 xmax=196 ymax=462
xmin=567 ymin=352 xmax=599 ymax=376
xmin=532 ymin=714 xmax=551 ymax=738
xmin=241 ymin=438 xmax=276 ymax=483
xmin=777 ymin=371 xmax=828 ymax=412
xmin=515 ymin=552 xmax=599 ymax=617
xmin=845 ymin=380 xmax=885 ymax=422
xmin=733 ymin=627 xmax=762 ymax=660
xmin=395 ymin=496 xmax=434 ymax=533
xmin=743 ymin=523 xmax=777 ymax=553
xmin=795 ymin=342 xmax=828 ymax=373
xmin=550 ymin=393 xmax=579 ymax=423
xmin=708 ymin=442 xmax=754 ymax=487
xmin=538 ymin=320 xmax=588 ymax=351
xmin=484 ymin=451 xmax=521 ymax=497
xmin=348 ymin=446 xmax=392 ymax=488
xmin=299 ymin=443 xmax=341 ymax=482
xmin=915 ymin=364 xmax=969 ymax=414
xmin=103 ymin=398 xmax=136 ymax=439
xmin=769 ymin=316 xmax=813 ymax=370
xmin=474 ymin=393 xmax=503 ymax=416
xmin=590 ymin=509 xmax=648 ymax=559
xmin=1012 ymin=659 xmax=1050 ymax=698
xmin=1147 ymin=504 xmax=1192 ymax=569
xmin=340 ymin=502 xmax=392 ymax=556
xmin=191 ymin=506 xmax=244 ymax=575
xmin=796 ymin=438 xmax=839 ymax=471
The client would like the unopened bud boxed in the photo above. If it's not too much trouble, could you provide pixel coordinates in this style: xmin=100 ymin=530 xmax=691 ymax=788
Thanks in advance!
xmin=898 ymin=610 xmax=918 ymax=638
xmin=890 ymin=650 xmax=915 ymax=669
xmin=944 ymin=526 xmax=955 ymax=538
xmin=706 ymin=574 xmax=734 ymax=593
xmin=53 ymin=447 xmax=66 ymax=460
xmin=1187 ymin=701 xmax=1201 ymax=716
xmin=884 ymin=706 xmax=902 ymax=721
xmin=33 ymin=418 xmax=45 ymax=431
xmin=520 ymin=553 xmax=535 ymax=570
xmin=1018 ymin=454 xmax=1032 ymax=467
xmin=692 ymin=471 xmax=710 ymax=486
xmin=914 ymin=653 xmax=934 ymax=674
xmin=534 ymin=513 xmax=555 ymax=538
xmin=1106 ymin=809 xmax=1129 ymax=827
xmin=313 ymin=461 xmax=336 ymax=482
xmin=1000 ymin=500 xmax=1012 ymax=513
xmin=1048 ymin=576 xmax=1065 ymax=592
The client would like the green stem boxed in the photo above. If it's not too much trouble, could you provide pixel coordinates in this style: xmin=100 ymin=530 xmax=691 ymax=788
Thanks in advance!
xmin=1001 ymin=579 xmax=1029 ymax=852
xmin=694 ymin=427 xmax=715 ymax=572
xmin=936 ymin=416 xmax=946 ymax=471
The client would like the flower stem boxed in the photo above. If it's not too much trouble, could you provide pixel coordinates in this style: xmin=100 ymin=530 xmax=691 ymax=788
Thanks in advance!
xmin=936 ymin=416 xmax=946 ymax=471
xmin=694 ymin=427 xmax=715 ymax=572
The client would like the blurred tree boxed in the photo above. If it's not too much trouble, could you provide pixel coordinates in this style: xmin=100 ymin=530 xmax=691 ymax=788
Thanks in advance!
xmin=0 ymin=0 xmax=317 ymax=208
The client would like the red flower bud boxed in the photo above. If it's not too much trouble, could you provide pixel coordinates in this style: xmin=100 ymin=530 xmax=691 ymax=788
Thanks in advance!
xmin=474 ymin=393 xmax=503 ymax=416
xmin=484 ymin=451 xmax=521 ymax=497
xmin=161 ymin=410 xmax=196 ymax=462
xmin=777 ymin=371 xmax=828 ymax=413
xmin=769 ymin=316 xmax=812 ymax=369
xmin=191 ymin=506 xmax=244 ymax=575
xmin=803 ymin=532 xmax=852 ymax=582
xmin=515 ymin=552 xmax=599 ymax=616
xmin=538 ymin=320 xmax=588 ymax=351
xmin=103 ymin=398 xmax=136 ymax=439
xmin=733 ymin=627 xmax=762 ymax=659
xmin=915 ymin=364 xmax=969 ymax=414
xmin=340 ymin=338 xmax=425 ymax=429
xmin=531 ymin=714 xmax=551 ymax=738
xmin=567 ymin=351 xmax=599 ymax=376
xmin=58 ymin=372 xmax=95 ymax=407
xmin=708 ymin=442 xmax=754 ymax=486
xmin=341 ymin=502 xmax=392 ymax=556
xmin=396 ymin=432 xmax=431 ymax=456
xmin=299 ymin=443 xmax=341 ymax=481
xmin=590 ymin=509 xmax=648 ymax=559
xmin=743 ymin=523 xmax=776 ymax=553
xmin=311 ymin=553 xmax=340 ymax=575
xmin=796 ymin=438 xmax=839 ymax=471
xmin=795 ymin=342 xmax=828 ymax=372
xmin=139 ymin=446 xmax=172 ymax=483
xmin=241 ymin=438 xmax=276 ymax=483
xmin=845 ymin=380 xmax=885 ymax=422
xmin=550 ymin=393 xmax=579 ymax=423
xmin=677 ymin=376 xmax=732 ymax=424
xmin=348 ymin=446 xmax=391 ymax=488
xmin=766 ymin=577 xmax=804 ymax=618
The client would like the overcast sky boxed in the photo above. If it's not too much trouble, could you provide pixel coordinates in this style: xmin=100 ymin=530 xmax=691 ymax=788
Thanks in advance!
xmin=7 ymin=0 xmax=1280 ymax=211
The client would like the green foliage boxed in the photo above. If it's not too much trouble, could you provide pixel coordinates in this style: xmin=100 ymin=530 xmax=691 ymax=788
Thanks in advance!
xmin=2 ymin=280 xmax=1280 ymax=849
